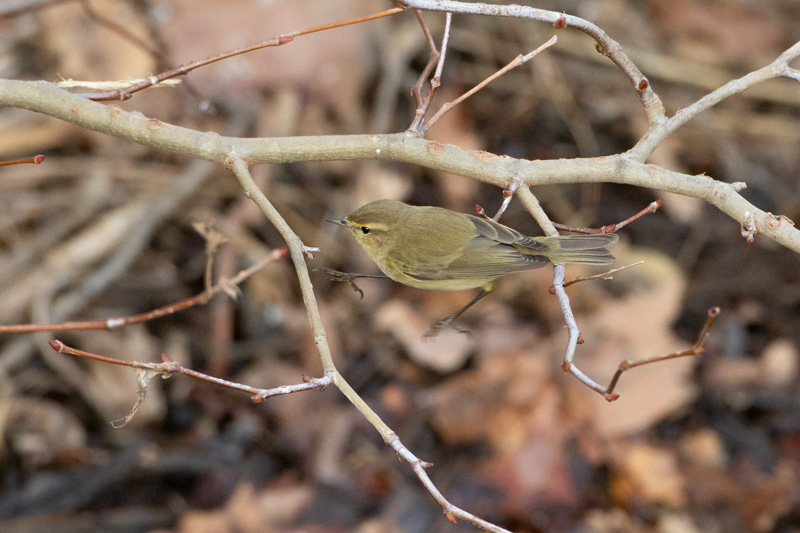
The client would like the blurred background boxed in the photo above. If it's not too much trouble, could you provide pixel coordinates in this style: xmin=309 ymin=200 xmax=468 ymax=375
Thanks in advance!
xmin=1 ymin=1 xmax=800 ymax=531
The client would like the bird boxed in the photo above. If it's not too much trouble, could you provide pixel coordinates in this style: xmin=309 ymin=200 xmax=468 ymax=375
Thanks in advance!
xmin=327 ymin=199 xmax=618 ymax=335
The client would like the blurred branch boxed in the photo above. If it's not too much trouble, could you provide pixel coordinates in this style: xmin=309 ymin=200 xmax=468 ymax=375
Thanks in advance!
xmin=0 ymin=248 xmax=287 ymax=334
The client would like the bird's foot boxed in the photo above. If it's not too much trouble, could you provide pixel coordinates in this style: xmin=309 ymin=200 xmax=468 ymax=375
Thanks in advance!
xmin=423 ymin=316 xmax=472 ymax=339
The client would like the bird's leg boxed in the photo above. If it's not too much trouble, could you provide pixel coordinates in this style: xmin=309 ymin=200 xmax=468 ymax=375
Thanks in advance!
xmin=314 ymin=268 xmax=388 ymax=299
xmin=424 ymin=289 xmax=490 ymax=339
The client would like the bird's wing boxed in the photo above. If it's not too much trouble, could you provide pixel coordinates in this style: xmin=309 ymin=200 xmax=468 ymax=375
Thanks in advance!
xmin=469 ymin=215 xmax=549 ymax=250
xmin=403 ymin=216 xmax=549 ymax=281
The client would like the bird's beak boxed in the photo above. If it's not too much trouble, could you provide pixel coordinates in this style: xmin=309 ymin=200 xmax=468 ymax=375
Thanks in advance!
xmin=326 ymin=218 xmax=348 ymax=227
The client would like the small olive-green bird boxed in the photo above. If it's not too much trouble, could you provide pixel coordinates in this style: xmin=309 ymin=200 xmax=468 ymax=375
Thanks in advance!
xmin=328 ymin=199 xmax=618 ymax=334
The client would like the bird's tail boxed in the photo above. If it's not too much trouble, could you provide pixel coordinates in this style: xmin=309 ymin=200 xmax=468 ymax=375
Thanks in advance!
xmin=539 ymin=233 xmax=619 ymax=265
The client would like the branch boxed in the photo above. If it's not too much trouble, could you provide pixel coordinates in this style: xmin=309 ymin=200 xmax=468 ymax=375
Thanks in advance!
xmin=3 ymin=80 xmax=797 ymax=252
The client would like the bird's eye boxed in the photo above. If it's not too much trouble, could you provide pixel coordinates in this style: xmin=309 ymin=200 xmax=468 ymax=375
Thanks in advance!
xmin=361 ymin=226 xmax=371 ymax=235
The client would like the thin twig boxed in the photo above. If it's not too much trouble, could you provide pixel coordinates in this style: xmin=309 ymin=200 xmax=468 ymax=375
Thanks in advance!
xmin=493 ymin=178 xmax=522 ymax=221
xmin=553 ymin=198 xmax=663 ymax=234
xmin=630 ymin=40 xmax=800 ymax=160
xmin=408 ymin=12 xmax=452 ymax=132
xmin=421 ymin=36 xmax=558 ymax=134
xmin=552 ymin=263 xmax=614 ymax=398
xmin=604 ymin=307 xmax=721 ymax=397
xmin=389 ymin=439 xmax=512 ymax=532
xmin=549 ymin=261 xmax=644 ymax=291
xmin=518 ymin=188 xmax=617 ymax=398
xmin=0 ymin=155 xmax=44 ymax=166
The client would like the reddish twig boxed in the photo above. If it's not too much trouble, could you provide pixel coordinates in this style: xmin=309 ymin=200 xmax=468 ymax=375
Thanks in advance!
xmin=77 ymin=7 xmax=404 ymax=101
xmin=604 ymin=307 xmax=721 ymax=398
xmin=553 ymin=198 xmax=663 ymax=234
xmin=48 ymin=340 xmax=332 ymax=403
xmin=0 ymin=154 xmax=44 ymax=166
xmin=0 ymin=247 xmax=287 ymax=334
xmin=420 ymin=35 xmax=557 ymax=134
xmin=408 ymin=9 xmax=441 ymax=108
xmin=555 ymin=242 xmax=720 ymax=404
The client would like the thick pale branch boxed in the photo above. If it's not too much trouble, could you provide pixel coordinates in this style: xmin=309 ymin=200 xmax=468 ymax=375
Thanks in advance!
xmin=226 ymin=156 xmax=399 ymax=440
xmin=2 ymin=80 xmax=796 ymax=252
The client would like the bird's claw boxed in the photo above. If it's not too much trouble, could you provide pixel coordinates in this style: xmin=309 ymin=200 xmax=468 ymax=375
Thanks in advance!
xmin=313 ymin=268 xmax=364 ymax=299
xmin=423 ymin=317 xmax=472 ymax=339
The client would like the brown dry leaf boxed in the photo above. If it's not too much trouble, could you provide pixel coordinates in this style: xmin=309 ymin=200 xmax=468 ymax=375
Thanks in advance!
xmin=176 ymin=482 xmax=313 ymax=533
xmin=430 ymin=370 xmax=499 ymax=445
xmin=357 ymin=519 xmax=405 ymax=533
xmin=657 ymin=512 xmax=703 ymax=533
xmin=480 ymin=429 xmax=578 ymax=507
xmin=583 ymin=508 xmax=643 ymax=533
xmin=612 ymin=443 xmax=686 ymax=507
